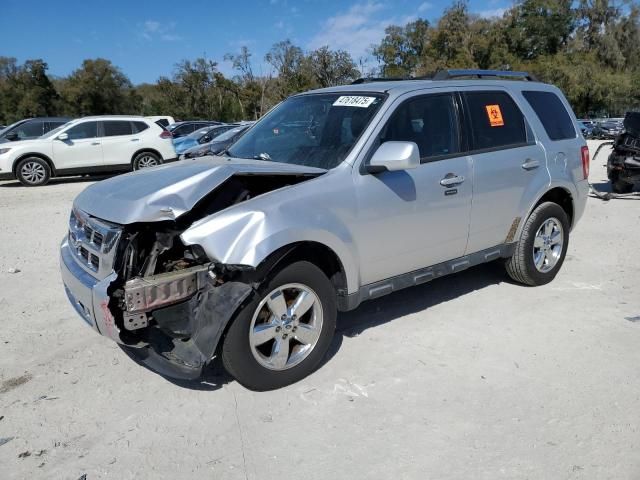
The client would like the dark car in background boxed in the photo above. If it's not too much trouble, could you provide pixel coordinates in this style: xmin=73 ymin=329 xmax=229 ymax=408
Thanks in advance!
xmin=167 ymin=121 xmax=222 ymax=139
xmin=607 ymin=112 xmax=640 ymax=193
xmin=0 ymin=117 xmax=71 ymax=143
xmin=181 ymin=124 xmax=251 ymax=159
xmin=592 ymin=120 xmax=624 ymax=139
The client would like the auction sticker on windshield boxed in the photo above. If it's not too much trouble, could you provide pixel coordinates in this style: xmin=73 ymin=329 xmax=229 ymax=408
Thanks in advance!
xmin=333 ymin=96 xmax=377 ymax=108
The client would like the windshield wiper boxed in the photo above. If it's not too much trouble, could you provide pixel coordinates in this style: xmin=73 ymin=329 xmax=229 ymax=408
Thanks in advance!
xmin=253 ymin=152 xmax=272 ymax=161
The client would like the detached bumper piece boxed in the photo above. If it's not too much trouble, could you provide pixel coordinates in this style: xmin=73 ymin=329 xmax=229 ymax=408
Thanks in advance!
xmin=122 ymin=267 xmax=254 ymax=380
xmin=122 ymin=265 xmax=212 ymax=331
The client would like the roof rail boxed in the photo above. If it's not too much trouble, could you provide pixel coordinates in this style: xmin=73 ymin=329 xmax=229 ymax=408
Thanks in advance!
xmin=351 ymin=77 xmax=410 ymax=84
xmin=433 ymin=69 xmax=539 ymax=82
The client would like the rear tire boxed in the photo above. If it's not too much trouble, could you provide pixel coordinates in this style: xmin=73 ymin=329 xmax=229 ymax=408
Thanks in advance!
xmin=505 ymin=202 xmax=570 ymax=286
xmin=612 ymin=178 xmax=633 ymax=194
xmin=133 ymin=151 xmax=162 ymax=170
xmin=222 ymin=261 xmax=337 ymax=391
xmin=15 ymin=157 xmax=51 ymax=186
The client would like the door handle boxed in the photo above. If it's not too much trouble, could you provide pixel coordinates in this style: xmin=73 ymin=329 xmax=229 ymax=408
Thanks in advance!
xmin=440 ymin=174 xmax=465 ymax=187
xmin=522 ymin=159 xmax=540 ymax=170
xmin=91 ymin=142 xmax=101 ymax=146
xmin=131 ymin=138 xmax=140 ymax=142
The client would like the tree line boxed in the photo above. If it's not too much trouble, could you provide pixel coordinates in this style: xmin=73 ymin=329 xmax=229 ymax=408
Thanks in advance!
xmin=0 ymin=0 xmax=638 ymax=125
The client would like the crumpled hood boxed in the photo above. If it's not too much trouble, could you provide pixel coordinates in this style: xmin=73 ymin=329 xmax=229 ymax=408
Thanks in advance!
xmin=74 ymin=156 xmax=326 ymax=224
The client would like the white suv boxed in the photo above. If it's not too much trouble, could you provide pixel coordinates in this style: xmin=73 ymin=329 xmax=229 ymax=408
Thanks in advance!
xmin=0 ymin=116 xmax=177 ymax=186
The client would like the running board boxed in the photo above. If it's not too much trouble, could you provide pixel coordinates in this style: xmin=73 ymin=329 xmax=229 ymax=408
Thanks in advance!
xmin=338 ymin=243 xmax=516 ymax=311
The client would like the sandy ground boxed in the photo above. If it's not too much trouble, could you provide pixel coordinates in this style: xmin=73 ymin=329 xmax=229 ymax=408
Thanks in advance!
xmin=0 ymin=140 xmax=639 ymax=479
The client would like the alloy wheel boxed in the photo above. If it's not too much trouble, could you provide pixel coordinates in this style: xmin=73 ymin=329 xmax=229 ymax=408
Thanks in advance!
xmin=249 ymin=283 xmax=323 ymax=371
xmin=137 ymin=155 xmax=159 ymax=169
xmin=20 ymin=161 xmax=46 ymax=185
xmin=532 ymin=217 xmax=564 ymax=273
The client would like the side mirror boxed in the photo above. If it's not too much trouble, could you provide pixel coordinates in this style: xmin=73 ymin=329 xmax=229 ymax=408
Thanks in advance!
xmin=367 ymin=141 xmax=420 ymax=173
xmin=202 ymin=136 xmax=210 ymax=143
xmin=57 ymin=132 xmax=69 ymax=141
xmin=5 ymin=132 xmax=18 ymax=141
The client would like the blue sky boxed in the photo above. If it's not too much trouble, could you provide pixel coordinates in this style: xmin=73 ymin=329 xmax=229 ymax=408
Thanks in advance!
xmin=1 ymin=0 xmax=509 ymax=85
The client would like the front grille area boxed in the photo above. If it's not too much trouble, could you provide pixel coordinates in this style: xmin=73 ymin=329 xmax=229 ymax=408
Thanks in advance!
xmin=69 ymin=208 xmax=122 ymax=278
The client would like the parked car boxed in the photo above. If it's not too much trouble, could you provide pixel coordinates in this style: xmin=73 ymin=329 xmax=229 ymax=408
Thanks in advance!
xmin=0 ymin=117 xmax=71 ymax=143
xmin=577 ymin=120 xmax=594 ymax=138
xmin=173 ymin=124 xmax=237 ymax=154
xmin=0 ymin=116 xmax=176 ymax=186
xmin=607 ymin=111 xmax=640 ymax=193
xmin=167 ymin=121 xmax=221 ymax=139
xmin=60 ymin=70 xmax=588 ymax=390
xmin=146 ymin=116 xmax=175 ymax=128
xmin=592 ymin=120 xmax=623 ymax=139
xmin=180 ymin=124 xmax=251 ymax=159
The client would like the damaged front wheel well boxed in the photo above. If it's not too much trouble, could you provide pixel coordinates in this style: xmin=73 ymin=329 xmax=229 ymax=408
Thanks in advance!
xmin=258 ymin=242 xmax=348 ymax=297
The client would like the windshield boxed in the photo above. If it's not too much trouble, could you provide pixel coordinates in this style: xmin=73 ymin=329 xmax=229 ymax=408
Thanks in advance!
xmin=42 ymin=122 xmax=72 ymax=138
xmin=0 ymin=120 xmax=25 ymax=136
xmin=227 ymin=93 xmax=385 ymax=169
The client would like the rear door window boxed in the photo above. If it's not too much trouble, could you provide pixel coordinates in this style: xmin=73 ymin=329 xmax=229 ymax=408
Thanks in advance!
xmin=463 ymin=91 xmax=528 ymax=151
xmin=381 ymin=93 xmax=460 ymax=161
xmin=522 ymin=90 xmax=576 ymax=140
xmin=103 ymin=121 xmax=133 ymax=137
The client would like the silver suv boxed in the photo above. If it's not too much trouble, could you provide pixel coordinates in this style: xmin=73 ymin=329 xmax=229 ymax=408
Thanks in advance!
xmin=60 ymin=70 xmax=589 ymax=390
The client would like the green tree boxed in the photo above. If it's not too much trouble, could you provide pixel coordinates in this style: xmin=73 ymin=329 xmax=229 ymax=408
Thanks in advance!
xmin=308 ymin=46 xmax=360 ymax=87
xmin=58 ymin=58 xmax=139 ymax=116
xmin=373 ymin=19 xmax=430 ymax=77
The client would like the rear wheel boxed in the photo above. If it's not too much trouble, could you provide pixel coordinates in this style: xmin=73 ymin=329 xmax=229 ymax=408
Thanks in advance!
xmin=222 ymin=261 xmax=337 ymax=391
xmin=133 ymin=151 xmax=162 ymax=170
xmin=505 ymin=202 xmax=570 ymax=286
xmin=16 ymin=157 xmax=51 ymax=186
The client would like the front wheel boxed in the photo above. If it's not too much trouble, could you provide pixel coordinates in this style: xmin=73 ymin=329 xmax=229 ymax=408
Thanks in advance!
xmin=133 ymin=151 xmax=162 ymax=170
xmin=222 ymin=261 xmax=337 ymax=391
xmin=16 ymin=157 xmax=51 ymax=186
xmin=505 ymin=202 xmax=570 ymax=286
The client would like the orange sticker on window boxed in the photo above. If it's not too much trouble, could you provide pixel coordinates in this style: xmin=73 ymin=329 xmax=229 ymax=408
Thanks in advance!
xmin=485 ymin=104 xmax=504 ymax=127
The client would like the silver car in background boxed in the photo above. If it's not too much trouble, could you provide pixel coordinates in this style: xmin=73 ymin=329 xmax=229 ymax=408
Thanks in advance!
xmin=60 ymin=69 xmax=589 ymax=390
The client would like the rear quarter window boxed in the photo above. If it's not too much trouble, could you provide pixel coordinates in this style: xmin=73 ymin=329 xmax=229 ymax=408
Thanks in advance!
xmin=133 ymin=121 xmax=150 ymax=133
xmin=463 ymin=91 xmax=528 ymax=151
xmin=522 ymin=90 xmax=576 ymax=140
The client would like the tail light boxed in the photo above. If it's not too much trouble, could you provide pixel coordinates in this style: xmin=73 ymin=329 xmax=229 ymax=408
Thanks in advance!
xmin=581 ymin=145 xmax=590 ymax=179
xmin=160 ymin=130 xmax=172 ymax=139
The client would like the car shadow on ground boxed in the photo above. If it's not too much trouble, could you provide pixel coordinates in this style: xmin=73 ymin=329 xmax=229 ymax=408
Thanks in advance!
xmin=139 ymin=261 xmax=509 ymax=392
xmin=0 ymin=174 xmax=118 ymax=188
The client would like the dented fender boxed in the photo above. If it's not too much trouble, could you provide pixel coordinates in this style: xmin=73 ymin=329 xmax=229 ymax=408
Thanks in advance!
xmin=181 ymin=202 xmax=360 ymax=294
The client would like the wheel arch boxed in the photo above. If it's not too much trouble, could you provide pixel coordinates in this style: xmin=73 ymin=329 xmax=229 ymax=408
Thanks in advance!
xmin=251 ymin=241 xmax=349 ymax=299
xmin=514 ymin=185 xmax=575 ymax=242
xmin=13 ymin=152 xmax=56 ymax=176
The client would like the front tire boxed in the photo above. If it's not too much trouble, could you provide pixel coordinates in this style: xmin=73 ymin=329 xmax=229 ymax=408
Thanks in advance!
xmin=16 ymin=157 xmax=51 ymax=186
xmin=133 ymin=151 xmax=162 ymax=170
xmin=222 ymin=261 xmax=337 ymax=391
xmin=505 ymin=202 xmax=570 ymax=286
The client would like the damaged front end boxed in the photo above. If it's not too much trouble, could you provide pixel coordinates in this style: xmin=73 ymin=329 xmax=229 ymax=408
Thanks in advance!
xmin=109 ymin=227 xmax=254 ymax=379
xmin=60 ymin=161 xmax=325 ymax=379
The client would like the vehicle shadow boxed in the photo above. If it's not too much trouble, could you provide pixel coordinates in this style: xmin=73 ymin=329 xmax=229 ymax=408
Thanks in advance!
xmin=128 ymin=262 xmax=508 ymax=391
xmin=0 ymin=174 xmax=118 ymax=188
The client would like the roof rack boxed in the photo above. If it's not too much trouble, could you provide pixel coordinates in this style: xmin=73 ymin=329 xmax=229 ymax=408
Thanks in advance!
xmin=351 ymin=77 xmax=409 ymax=84
xmin=350 ymin=69 xmax=538 ymax=85
xmin=432 ymin=69 xmax=539 ymax=82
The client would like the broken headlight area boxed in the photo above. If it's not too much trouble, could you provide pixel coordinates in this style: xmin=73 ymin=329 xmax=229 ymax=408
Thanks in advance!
xmin=107 ymin=226 xmax=254 ymax=377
